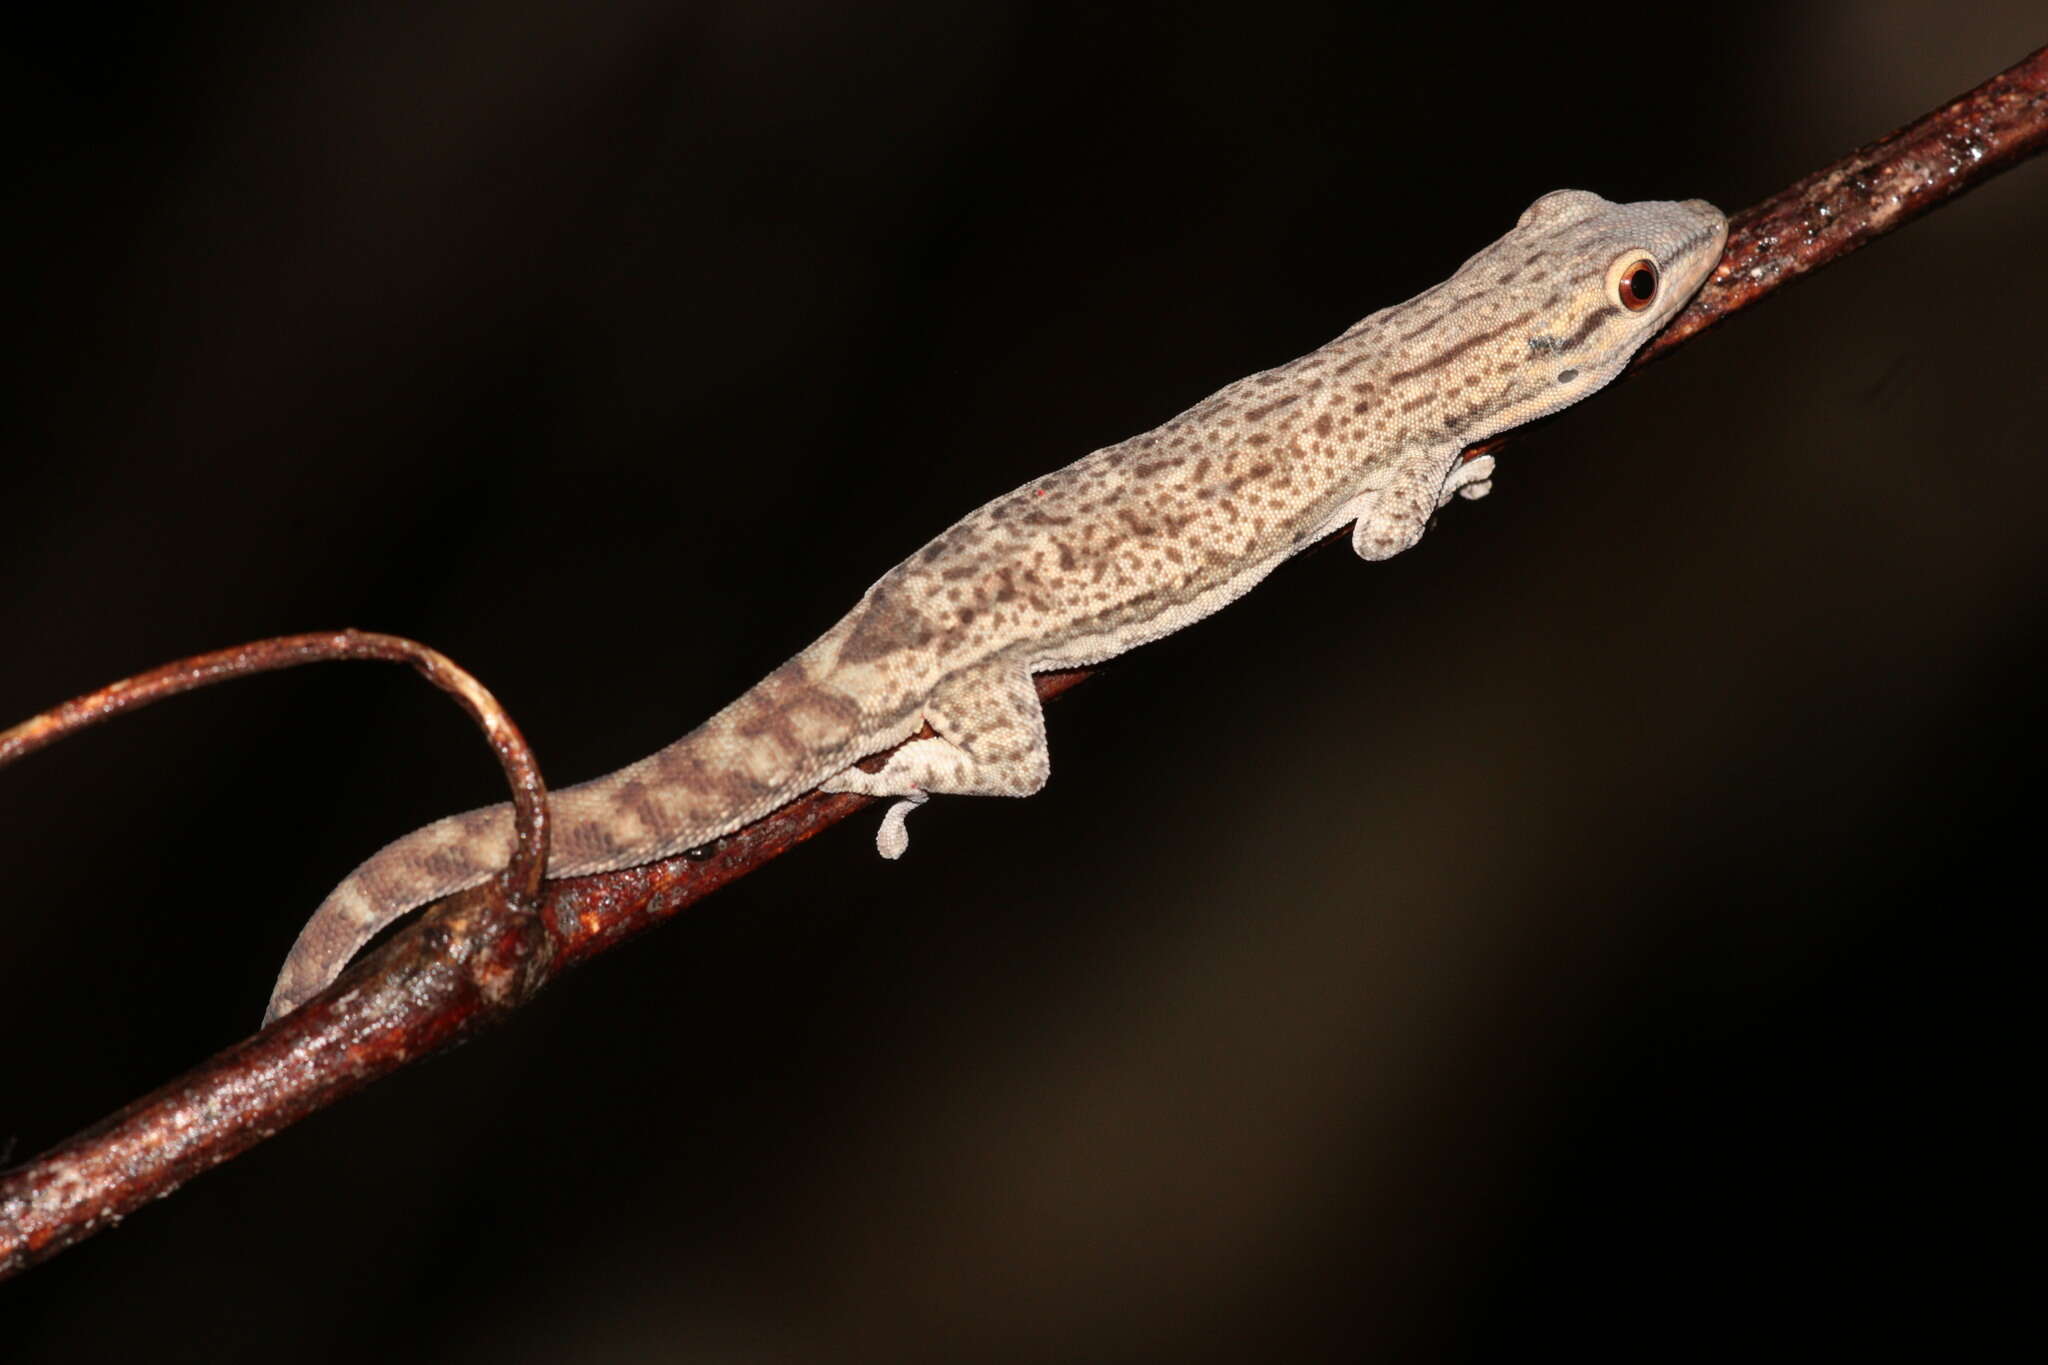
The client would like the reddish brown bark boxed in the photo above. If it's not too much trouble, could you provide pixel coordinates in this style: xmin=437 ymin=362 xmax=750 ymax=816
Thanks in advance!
xmin=1649 ymin=43 xmax=2048 ymax=358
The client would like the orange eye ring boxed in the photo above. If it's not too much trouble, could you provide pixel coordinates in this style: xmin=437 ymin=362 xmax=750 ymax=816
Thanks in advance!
xmin=1616 ymin=257 xmax=1658 ymax=311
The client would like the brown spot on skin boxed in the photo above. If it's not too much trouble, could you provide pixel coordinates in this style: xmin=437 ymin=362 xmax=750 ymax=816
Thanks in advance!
xmin=1241 ymin=394 xmax=1300 ymax=422
xmin=665 ymin=744 xmax=776 ymax=813
xmin=733 ymin=664 xmax=863 ymax=764
xmin=1131 ymin=460 xmax=1178 ymax=477
xmin=1395 ymin=298 xmax=1466 ymax=344
xmin=609 ymin=778 xmax=675 ymax=846
xmin=1555 ymin=305 xmax=1614 ymax=353
xmin=555 ymin=817 xmax=628 ymax=865
xmin=734 ymin=662 xmax=820 ymax=757
xmin=1314 ymin=413 xmax=1333 ymax=435
xmin=420 ymin=842 xmax=482 ymax=881
xmin=1399 ymin=391 xmax=1436 ymax=413
xmin=1383 ymin=308 xmax=1536 ymax=386
xmin=839 ymin=586 xmax=937 ymax=663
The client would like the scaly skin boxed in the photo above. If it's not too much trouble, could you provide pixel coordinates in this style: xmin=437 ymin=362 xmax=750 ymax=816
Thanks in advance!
xmin=266 ymin=189 xmax=1727 ymax=1021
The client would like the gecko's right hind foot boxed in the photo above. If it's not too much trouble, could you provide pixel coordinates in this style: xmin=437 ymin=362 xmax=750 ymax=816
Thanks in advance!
xmin=819 ymin=666 xmax=1048 ymax=859
xmin=874 ymin=793 xmax=927 ymax=859
xmin=819 ymin=767 xmax=929 ymax=858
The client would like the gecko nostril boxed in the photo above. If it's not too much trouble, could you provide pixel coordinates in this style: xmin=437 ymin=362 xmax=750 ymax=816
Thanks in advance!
xmin=1557 ymin=368 xmax=1579 ymax=383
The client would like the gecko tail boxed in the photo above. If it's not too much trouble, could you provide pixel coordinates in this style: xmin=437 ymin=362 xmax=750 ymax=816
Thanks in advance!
xmin=262 ymin=801 xmax=518 ymax=1024
xmin=263 ymin=645 xmax=878 ymax=1024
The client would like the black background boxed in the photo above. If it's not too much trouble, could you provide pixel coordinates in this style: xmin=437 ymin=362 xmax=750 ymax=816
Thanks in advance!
xmin=4 ymin=3 xmax=2043 ymax=1359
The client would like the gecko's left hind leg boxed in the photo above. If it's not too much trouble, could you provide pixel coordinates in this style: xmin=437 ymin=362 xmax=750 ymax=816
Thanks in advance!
xmin=820 ymin=661 xmax=1048 ymax=858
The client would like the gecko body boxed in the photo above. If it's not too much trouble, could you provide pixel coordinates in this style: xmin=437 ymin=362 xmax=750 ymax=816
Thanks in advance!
xmin=266 ymin=189 xmax=1726 ymax=1021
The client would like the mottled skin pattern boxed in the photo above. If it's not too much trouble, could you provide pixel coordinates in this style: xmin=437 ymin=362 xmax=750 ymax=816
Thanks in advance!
xmin=266 ymin=190 xmax=1727 ymax=1021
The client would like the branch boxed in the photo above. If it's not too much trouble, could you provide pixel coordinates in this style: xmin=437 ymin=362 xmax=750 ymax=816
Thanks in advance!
xmin=0 ymin=631 xmax=551 ymax=922
xmin=3 ymin=42 xmax=2044 ymax=1282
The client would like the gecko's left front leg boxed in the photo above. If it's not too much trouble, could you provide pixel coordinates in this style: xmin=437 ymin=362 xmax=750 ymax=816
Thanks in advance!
xmin=821 ymin=659 xmax=1049 ymax=858
xmin=1438 ymin=453 xmax=1495 ymax=506
xmin=1342 ymin=443 xmax=1472 ymax=561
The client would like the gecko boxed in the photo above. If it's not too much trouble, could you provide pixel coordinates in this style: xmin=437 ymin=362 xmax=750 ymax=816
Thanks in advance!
xmin=265 ymin=189 xmax=1727 ymax=1022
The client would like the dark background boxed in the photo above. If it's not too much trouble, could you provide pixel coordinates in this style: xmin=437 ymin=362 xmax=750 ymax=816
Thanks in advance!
xmin=3 ymin=3 xmax=2041 ymax=1359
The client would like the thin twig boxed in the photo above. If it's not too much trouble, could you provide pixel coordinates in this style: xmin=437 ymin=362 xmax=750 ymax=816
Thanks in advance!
xmin=0 ymin=630 xmax=550 ymax=916
xmin=3 ymin=43 xmax=2044 ymax=1283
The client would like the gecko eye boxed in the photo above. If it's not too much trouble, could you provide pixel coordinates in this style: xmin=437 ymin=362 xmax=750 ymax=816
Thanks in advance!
xmin=1615 ymin=257 xmax=1658 ymax=311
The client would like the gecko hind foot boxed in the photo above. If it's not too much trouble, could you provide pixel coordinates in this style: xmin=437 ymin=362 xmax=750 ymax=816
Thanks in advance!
xmin=1439 ymin=454 xmax=1495 ymax=507
xmin=818 ymin=757 xmax=937 ymax=858
xmin=875 ymin=793 xmax=927 ymax=859
xmin=818 ymin=662 xmax=1049 ymax=859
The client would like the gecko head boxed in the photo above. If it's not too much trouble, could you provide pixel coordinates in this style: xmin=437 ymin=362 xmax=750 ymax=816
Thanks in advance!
xmin=1429 ymin=189 xmax=1726 ymax=440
